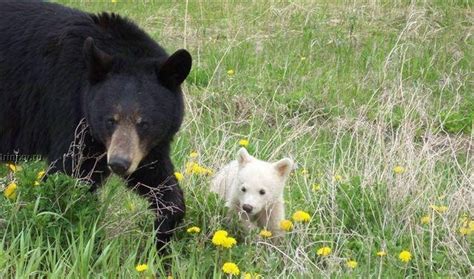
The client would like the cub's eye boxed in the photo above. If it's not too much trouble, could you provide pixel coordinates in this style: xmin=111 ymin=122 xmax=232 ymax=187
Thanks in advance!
xmin=241 ymin=187 xmax=246 ymax=192
xmin=105 ymin=118 xmax=117 ymax=129
xmin=137 ymin=121 xmax=149 ymax=131
xmin=259 ymin=189 xmax=266 ymax=195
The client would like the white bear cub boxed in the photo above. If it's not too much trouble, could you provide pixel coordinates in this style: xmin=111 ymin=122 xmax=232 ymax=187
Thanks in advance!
xmin=211 ymin=147 xmax=293 ymax=236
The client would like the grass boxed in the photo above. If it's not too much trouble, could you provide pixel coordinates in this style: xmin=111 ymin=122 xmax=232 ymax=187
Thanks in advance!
xmin=1 ymin=0 xmax=473 ymax=278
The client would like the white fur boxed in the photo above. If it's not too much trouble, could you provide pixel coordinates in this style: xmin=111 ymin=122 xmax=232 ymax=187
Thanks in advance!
xmin=211 ymin=148 xmax=293 ymax=235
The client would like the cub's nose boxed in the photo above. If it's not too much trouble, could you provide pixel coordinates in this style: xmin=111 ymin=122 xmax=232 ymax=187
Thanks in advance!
xmin=108 ymin=157 xmax=131 ymax=175
xmin=242 ymin=204 xmax=253 ymax=213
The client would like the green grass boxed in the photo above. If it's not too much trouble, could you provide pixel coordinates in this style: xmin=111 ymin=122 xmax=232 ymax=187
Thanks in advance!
xmin=1 ymin=1 xmax=473 ymax=278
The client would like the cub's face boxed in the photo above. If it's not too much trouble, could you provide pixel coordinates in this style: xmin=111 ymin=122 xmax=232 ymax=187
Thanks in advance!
xmin=83 ymin=38 xmax=191 ymax=175
xmin=233 ymin=148 xmax=293 ymax=216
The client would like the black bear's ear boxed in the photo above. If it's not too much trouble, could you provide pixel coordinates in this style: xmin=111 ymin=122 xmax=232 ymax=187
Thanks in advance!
xmin=83 ymin=37 xmax=113 ymax=84
xmin=158 ymin=49 xmax=192 ymax=88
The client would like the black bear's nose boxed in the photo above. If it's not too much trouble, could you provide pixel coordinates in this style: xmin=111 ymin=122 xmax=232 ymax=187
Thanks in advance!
xmin=242 ymin=204 xmax=253 ymax=213
xmin=108 ymin=157 xmax=131 ymax=175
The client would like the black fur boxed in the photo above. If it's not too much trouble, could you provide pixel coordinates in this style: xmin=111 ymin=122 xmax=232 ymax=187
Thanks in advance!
xmin=0 ymin=2 xmax=191 ymax=251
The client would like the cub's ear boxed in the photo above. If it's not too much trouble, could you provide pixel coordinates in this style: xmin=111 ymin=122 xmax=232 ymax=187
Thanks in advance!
xmin=274 ymin=158 xmax=293 ymax=178
xmin=237 ymin=147 xmax=252 ymax=167
xmin=158 ymin=49 xmax=192 ymax=88
xmin=83 ymin=37 xmax=113 ymax=84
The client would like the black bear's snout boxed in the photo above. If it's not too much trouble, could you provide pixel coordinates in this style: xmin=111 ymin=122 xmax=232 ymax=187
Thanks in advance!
xmin=108 ymin=157 xmax=131 ymax=175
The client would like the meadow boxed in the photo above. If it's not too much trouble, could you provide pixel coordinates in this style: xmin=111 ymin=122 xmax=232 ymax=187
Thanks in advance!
xmin=0 ymin=1 xmax=473 ymax=278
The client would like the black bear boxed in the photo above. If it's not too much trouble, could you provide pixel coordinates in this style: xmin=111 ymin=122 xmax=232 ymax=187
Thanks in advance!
xmin=0 ymin=2 xmax=192 ymax=250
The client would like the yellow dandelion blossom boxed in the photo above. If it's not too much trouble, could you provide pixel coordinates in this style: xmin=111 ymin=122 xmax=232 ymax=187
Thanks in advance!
xmin=292 ymin=210 xmax=311 ymax=222
xmin=377 ymin=250 xmax=387 ymax=257
xmin=186 ymin=226 xmax=201 ymax=234
xmin=238 ymin=139 xmax=249 ymax=147
xmin=185 ymin=162 xmax=213 ymax=176
xmin=393 ymin=165 xmax=405 ymax=174
xmin=300 ymin=168 xmax=309 ymax=176
xmin=33 ymin=181 xmax=40 ymax=187
xmin=421 ymin=215 xmax=430 ymax=225
xmin=221 ymin=236 xmax=237 ymax=249
xmin=174 ymin=172 xmax=184 ymax=182
xmin=316 ymin=246 xmax=331 ymax=257
xmin=222 ymin=262 xmax=240 ymax=276
xmin=312 ymin=184 xmax=321 ymax=192
xmin=7 ymin=163 xmax=17 ymax=173
xmin=211 ymin=230 xmax=228 ymax=246
xmin=36 ymin=170 xmax=46 ymax=180
xmin=399 ymin=250 xmax=412 ymax=263
xmin=259 ymin=229 xmax=272 ymax=238
xmin=430 ymin=205 xmax=448 ymax=214
xmin=135 ymin=263 xmax=148 ymax=272
xmin=226 ymin=69 xmax=235 ymax=76
xmin=279 ymin=219 xmax=294 ymax=231
xmin=189 ymin=151 xmax=199 ymax=158
xmin=333 ymin=174 xmax=343 ymax=182
xmin=4 ymin=182 xmax=17 ymax=200
xmin=346 ymin=260 xmax=358 ymax=269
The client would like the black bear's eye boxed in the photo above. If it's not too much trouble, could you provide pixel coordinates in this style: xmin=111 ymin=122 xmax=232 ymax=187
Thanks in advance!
xmin=259 ymin=189 xmax=265 ymax=195
xmin=137 ymin=121 xmax=149 ymax=131
xmin=105 ymin=118 xmax=116 ymax=130
xmin=241 ymin=187 xmax=246 ymax=192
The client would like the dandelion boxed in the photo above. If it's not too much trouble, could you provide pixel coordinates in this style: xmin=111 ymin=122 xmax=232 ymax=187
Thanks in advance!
xmin=393 ymin=165 xmax=405 ymax=174
xmin=430 ymin=205 xmax=448 ymax=214
xmin=6 ymin=163 xmax=17 ymax=173
xmin=36 ymin=170 xmax=46 ymax=180
xmin=312 ymin=183 xmax=321 ymax=192
xmin=185 ymin=162 xmax=213 ymax=176
xmin=226 ymin=69 xmax=235 ymax=76
xmin=333 ymin=174 xmax=343 ymax=182
xmin=292 ymin=210 xmax=311 ymax=222
xmin=221 ymin=237 xmax=237 ymax=249
xmin=238 ymin=139 xmax=249 ymax=147
xmin=222 ymin=262 xmax=240 ymax=276
xmin=279 ymin=219 xmax=293 ymax=231
xmin=316 ymin=246 xmax=331 ymax=257
xmin=376 ymin=251 xmax=387 ymax=257
xmin=300 ymin=168 xmax=309 ymax=176
xmin=4 ymin=182 xmax=17 ymax=200
xmin=186 ymin=226 xmax=201 ymax=234
xmin=174 ymin=172 xmax=184 ymax=182
xmin=259 ymin=229 xmax=272 ymax=238
xmin=399 ymin=250 xmax=412 ymax=263
xmin=135 ymin=264 xmax=148 ymax=272
xmin=212 ymin=230 xmax=228 ymax=246
xmin=189 ymin=151 xmax=199 ymax=158
xmin=346 ymin=260 xmax=358 ymax=269
xmin=33 ymin=181 xmax=40 ymax=187
xmin=421 ymin=215 xmax=430 ymax=225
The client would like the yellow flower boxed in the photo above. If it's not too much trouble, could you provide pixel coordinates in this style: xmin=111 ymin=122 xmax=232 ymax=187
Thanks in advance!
xmin=312 ymin=184 xmax=321 ymax=192
xmin=36 ymin=170 xmax=46 ymax=180
xmin=221 ymin=236 xmax=237 ymax=249
xmin=259 ymin=229 xmax=272 ymax=238
xmin=421 ymin=215 xmax=430 ymax=225
xmin=316 ymin=246 xmax=331 ymax=257
xmin=243 ymin=272 xmax=262 ymax=279
xmin=300 ymin=168 xmax=309 ymax=176
xmin=174 ymin=172 xmax=184 ymax=182
xmin=185 ymin=162 xmax=213 ymax=176
xmin=333 ymin=174 xmax=343 ymax=182
xmin=135 ymin=263 xmax=148 ymax=272
xmin=4 ymin=182 xmax=17 ymax=200
xmin=300 ymin=56 xmax=307 ymax=61
xmin=186 ymin=226 xmax=201 ymax=234
xmin=376 ymin=250 xmax=387 ymax=257
xmin=189 ymin=151 xmax=199 ymax=158
xmin=430 ymin=205 xmax=448 ymax=214
xmin=238 ymin=139 xmax=249 ymax=147
xmin=399 ymin=250 xmax=412 ymax=263
xmin=279 ymin=219 xmax=294 ymax=231
xmin=292 ymin=210 xmax=311 ymax=222
xmin=212 ymin=230 xmax=228 ymax=246
xmin=346 ymin=260 xmax=358 ymax=269
xmin=7 ymin=163 xmax=18 ymax=173
xmin=33 ymin=181 xmax=41 ymax=187
xmin=226 ymin=69 xmax=235 ymax=76
xmin=222 ymin=262 xmax=240 ymax=276
xmin=459 ymin=227 xmax=469 ymax=236
xmin=393 ymin=165 xmax=405 ymax=174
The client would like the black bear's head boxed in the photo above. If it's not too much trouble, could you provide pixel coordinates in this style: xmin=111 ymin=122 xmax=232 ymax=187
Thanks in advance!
xmin=82 ymin=37 xmax=192 ymax=176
